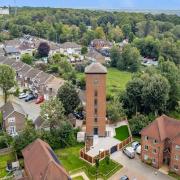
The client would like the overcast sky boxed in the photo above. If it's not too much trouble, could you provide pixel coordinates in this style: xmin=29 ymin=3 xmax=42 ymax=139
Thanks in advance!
xmin=0 ymin=0 xmax=180 ymax=10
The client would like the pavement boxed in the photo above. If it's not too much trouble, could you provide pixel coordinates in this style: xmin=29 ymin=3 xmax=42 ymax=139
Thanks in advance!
xmin=110 ymin=151 xmax=174 ymax=180
xmin=71 ymin=171 xmax=89 ymax=180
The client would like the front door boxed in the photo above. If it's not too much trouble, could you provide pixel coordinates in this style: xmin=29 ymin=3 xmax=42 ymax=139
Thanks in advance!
xmin=94 ymin=128 xmax=98 ymax=135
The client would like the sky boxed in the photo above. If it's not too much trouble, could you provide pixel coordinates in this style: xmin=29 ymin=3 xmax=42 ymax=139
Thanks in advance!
xmin=0 ymin=0 xmax=180 ymax=10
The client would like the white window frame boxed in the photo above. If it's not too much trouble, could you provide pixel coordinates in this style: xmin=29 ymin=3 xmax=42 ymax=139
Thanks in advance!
xmin=175 ymin=155 xmax=179 ymax=161
xmin=145 ymin=136 xmax=148 ymax=141
xmin=175 ymin=145 xmax=180 ymax=151
xmin=144 ymin=145 xmax=148 ymax=151
xmin=144 ymin=154 xmax=148 ymax=161
xmin=152 ymin=148 xmax=157 ymax=154
xmin=153 ymin=139 xmax=158 ymax=144
xmin=152 ymin=158 xmax=156 ymax=164
xmin=174 ymin=165 xmax=179 ymax=171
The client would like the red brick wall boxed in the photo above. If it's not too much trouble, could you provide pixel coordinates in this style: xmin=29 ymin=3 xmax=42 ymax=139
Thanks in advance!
xmin=85 ymin=73 xmax=106 ymax=137
xmin=141 ymin=135 xmax=164 ymax=168
xmin=170 ymin=143 xmax=180 ymax=175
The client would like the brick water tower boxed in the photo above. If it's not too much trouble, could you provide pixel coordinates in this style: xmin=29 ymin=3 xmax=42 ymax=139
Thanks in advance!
xmin=85 ymin=62 xmax=107 ymax=151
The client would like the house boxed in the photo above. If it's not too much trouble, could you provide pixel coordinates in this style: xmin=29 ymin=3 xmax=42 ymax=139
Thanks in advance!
xmin=0 ymin=102 xmax=26 ymax=136
xmin=140 ymin=115 xmax=180 ymax=175
xmin=0 ymin=7 xmax=9 ymax=15
xmin=86 ymin=48 xmax=106 ymax=64
xmin=91 ymin=39 xmax=112 ymax=50
xmin=3 ymin=46 xmax=20 ymax=60
xmin=22 ymin=139 xmax=70 ymax=180
xmin=59 ymin=42 xmax=82 ymax=55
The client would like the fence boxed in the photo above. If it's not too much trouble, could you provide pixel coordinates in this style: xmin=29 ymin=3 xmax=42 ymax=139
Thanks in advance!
xmin=0 ymin=147 xmax=13 ymax=155
xmin=80 ymin=136 xmax=132 ymax=164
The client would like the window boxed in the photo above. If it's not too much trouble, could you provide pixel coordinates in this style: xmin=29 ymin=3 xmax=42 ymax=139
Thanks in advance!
xmin=9 ymin=126 xmax=16 ymax=134
xmin=152 ymin=149 xmax=157 ymax=154
xmin=145 ymin=136 xmax=148 ymax=141
xmin=94 ymin=90 xmax=98 ymax=97
xmin=175 ymin=155 xmax=179 ymax=161
xmin=8 ymin=118 xmax=15 ymax=126
xmin=94 ymin=108 xmax=98 ymax=115
xmin=174 ymin=165 xmax=179 ymax=171
xmin=94 ymin=99 xmax=98 ymax=106
xmin=144 ymin=155 xmax=148 ymax=160
xmin=94 ymin=117 xmax=98 ymax=122
xmin=175 ymin=145 xmax=180 ymax=151
xmin=144 ymin=145 xmax=148 ymax=151
xmin=153 ymin=139 xmax=158 ymax=144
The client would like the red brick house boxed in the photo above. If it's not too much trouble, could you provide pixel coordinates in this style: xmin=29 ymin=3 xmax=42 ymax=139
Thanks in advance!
xmin=140 ymin=115 xmax=180 ymax=175
xmin=22 ymin=139 xmax=70 ymax=180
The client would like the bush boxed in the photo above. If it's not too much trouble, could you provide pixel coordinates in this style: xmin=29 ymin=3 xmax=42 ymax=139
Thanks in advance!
xmin=0 ymin=136 xmax=8 ymax=149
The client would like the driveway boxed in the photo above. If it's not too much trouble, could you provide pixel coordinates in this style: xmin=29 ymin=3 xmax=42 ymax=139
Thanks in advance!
xmin=110 ymin=151 xmax=174 ymax=180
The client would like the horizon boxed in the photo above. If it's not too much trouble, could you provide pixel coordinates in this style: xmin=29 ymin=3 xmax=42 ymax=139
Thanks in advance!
xmin=0 ymin=0 xmax=180 ymax=11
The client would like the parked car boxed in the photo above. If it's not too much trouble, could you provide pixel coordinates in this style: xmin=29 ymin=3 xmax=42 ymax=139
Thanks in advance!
xmin=123 ymin=147 xmax=135 ymax=159
xmin=120 ymin=175 xmax=129 ymax=180
xmin=35 ymin=96 xmax=44 ymax=104
xmin=136 ymin=145 xmax=141 ymax=155
xmin=18 ymin=92 xmax=28 ymax=99
xmin=132 ymin=141 xmax=140 ymax=150
xmin=73 ymin=112 xmax=84 ymax=120
xmin=25 ymin=94 xmax=36 ymax=102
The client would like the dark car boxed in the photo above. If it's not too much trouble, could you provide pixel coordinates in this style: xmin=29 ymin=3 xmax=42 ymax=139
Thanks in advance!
xmin=120 ymin=175 xmax=129 ymax=180
xmin=73 ymin=112 xmax=84 ymax=120
xmin=25 ymin=94 xmax=36 ymax=102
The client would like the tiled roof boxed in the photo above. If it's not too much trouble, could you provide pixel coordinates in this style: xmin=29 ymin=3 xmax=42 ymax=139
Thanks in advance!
xmin=60 ymin=42 xmax=81 ymax=49
xmin=33 ymin=71 xmax=52 ymax=85
xmin=25 ymin=68 xmax=41 ymax=79
xmin=22 ymin=139 xmax=70 ymax=180
xmin=0 ymin=102 xmax=26 ymax=119
xmin=140 ymin=115 xmax=180 ymax=141
xmin=85 ymin=62 xmax=107 ymax=74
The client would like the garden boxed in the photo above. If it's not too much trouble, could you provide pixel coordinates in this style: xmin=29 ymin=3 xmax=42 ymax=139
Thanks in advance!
xmin=55 ymin=144 xmax=122 ymax=179
xmin=114 ymin=125 xmax=130 ymax=141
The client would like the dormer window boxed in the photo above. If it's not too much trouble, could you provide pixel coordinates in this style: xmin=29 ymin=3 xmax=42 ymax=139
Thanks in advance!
xmin=153 ymin=139 xmax=158 ymax=144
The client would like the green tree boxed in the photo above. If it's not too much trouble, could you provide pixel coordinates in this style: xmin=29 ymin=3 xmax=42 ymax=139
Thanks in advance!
xmin=110 ymin=47 xmax=121 ymax=67
xmin=107 ymin=100 xmax=126 ymax=123
xmin=21 ymin=54 xmax=33 ymax=65
xmin=95 ymin=27 xmax=106 ymax=39
xmin=0 ymin=65 xmax=16 ymax=103
xmin=117 ymin=45 xmax=141 ymax=72
xmin=81 ymin=46 xmax=88 ymax=55
xmin=129 ymin=114 xmax=151 ymax=135
xmin=40 ymin=98 xmax=65 ymax=130
xmin=57 ymin=82 xmax=80 ymax=115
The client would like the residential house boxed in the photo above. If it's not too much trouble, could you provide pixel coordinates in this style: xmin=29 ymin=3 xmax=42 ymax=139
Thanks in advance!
xmin=0 ymin=102 xmax=26 ymax=136
xmin=59 ymin=42 xmax=82 ymax=55
xmin=86 ymin=48 xmax=106 ymax=64
xmin=22 ymin=139 xmax=70 ymax=180
xmin=91 ymin=39 xmax=112 ymax=50
xmin=3 ymin=46 xmax=20 ymax=60
xmin=0 ymin=7 xmax=9 ymax=15
xmin=140 ymin=115 xmax=180 ymax=175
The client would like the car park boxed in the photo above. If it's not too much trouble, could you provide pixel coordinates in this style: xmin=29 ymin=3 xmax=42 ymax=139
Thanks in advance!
xmin=25 ymin=94 xmax=36 ymax=102
xmin=123 ymin=147 xmax=135 ymax=159
xmin=35 ymin=96 xmax=44 ymax=104
xmin=120 ymin=175 xmax=129 ymax=180
xmin=18 ymin=92 xmax=28 ymax=99
xmin=132 ymin=141 xmax=140 ymax=150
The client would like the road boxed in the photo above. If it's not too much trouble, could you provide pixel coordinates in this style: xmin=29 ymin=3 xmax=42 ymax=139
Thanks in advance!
xmin=110 ymin=151 xmax=174 ymax=180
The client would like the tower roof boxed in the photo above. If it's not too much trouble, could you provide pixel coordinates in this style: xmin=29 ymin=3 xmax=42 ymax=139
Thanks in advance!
xmin=85 ymin=62 xmax=107 ymax=74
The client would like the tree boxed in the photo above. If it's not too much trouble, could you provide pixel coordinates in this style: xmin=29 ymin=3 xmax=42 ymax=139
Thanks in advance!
xmin=107 ymin=100 xmax=126 ymax=123
xmin=117 ymin=45 xmax=141 ymax=72
xmin=110 ymin=47 xmax=121 ymax=67
xmin=95 ymin=27 xmax=105 ymax=39
xmin=142 ymin=74 xmax=170 ymax=115
xmin=0 ymin=65 xmax=16 ymax=103
xmin=158 ymin=60 xmax=180 ymax=110
xmin=81 ymin=46 xmax=88 ymax=55
xmin=57 ymin=82 xmax=80 ymax=115
xmin=37 ymin=42 xmax=50 ymax=57
xmin=129 ymin=114 xmax=151 ymax=135
xmin=122 ymin=24 xmax=131 ymax=38
xmin=21 ymin=54 xmax=33 ymax=65
xmin=40 ymin=98 xmax=65 ymax=130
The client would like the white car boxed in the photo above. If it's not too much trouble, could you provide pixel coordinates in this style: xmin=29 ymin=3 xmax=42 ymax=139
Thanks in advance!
xmin=136 ymin=145 xmax=141 ymax=155
xmin=132 ymin=141 xmax=140 ymax=150
xmin=18 ymin=92 xmax=28 ymax=99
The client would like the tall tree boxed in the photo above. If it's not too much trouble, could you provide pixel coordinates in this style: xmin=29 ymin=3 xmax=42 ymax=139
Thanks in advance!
xmin=38 ymin=42 xmax=50 ymax=57
xmin=57 ymin=82 xmax=80 ymax=115
xmin=40 ymin=98 xmax=65 ymax=130
xmin=0 ymin=65 xmax=16 ymax=103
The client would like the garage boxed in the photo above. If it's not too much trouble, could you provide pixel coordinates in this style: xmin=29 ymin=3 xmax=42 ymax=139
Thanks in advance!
xmin=110 ymin=145 xmax=117 ymax=154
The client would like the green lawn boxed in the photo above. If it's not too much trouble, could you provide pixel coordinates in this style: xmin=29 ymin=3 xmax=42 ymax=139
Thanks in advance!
xmin=72 ymin=176 xmax=84 ymax=180
xmin=168 ymin=171 xmax=180 ymax=180
xmin=168 ymin=111 xmax=180 ymax=120
xmin=114 ymin=125 xmax=130 ymax=141
xmin=0 ymin=153 xmax=15 ymax=178
xmin=55 ymin=145 xmax=122 ymax=179
xmin=76 ymin=68 xmax=132 ymax=96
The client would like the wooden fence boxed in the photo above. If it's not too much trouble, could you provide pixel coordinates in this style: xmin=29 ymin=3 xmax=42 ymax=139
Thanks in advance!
xmin=80 ymin=136 xmax=132 ymax=164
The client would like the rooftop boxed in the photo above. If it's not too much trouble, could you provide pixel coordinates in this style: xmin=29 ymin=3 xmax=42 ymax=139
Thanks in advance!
xmin=85 ymin=62 xmax=107 ymax=74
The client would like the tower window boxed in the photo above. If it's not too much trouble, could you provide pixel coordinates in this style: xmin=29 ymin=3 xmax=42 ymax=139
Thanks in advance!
xmin=94 ymin=90 xmax=98 ymax=97
xmin=94 ymin=128 xmax=98 ymax=135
